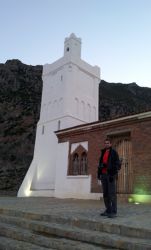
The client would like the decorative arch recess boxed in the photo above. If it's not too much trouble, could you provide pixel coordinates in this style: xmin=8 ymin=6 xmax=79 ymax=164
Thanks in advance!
xmin=68 ymin=145 xmax=88 ymax=175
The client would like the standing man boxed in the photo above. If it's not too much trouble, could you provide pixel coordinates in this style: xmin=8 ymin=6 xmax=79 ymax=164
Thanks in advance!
xmin=98 ymin=138 xmax=121 ymax=218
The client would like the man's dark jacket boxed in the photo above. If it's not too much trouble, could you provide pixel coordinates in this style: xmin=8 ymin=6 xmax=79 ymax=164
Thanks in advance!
xmin=98 ymin=147 xmax=121 ymax=179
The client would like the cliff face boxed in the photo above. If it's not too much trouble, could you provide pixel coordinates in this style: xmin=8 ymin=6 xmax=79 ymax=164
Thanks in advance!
xmin=0 ymin=60 xmax=42 ymax=193
xmin=99 ymin=80 xmax=151 ymax=121
xmin=0 ymin=60 xmax=151 ymax=193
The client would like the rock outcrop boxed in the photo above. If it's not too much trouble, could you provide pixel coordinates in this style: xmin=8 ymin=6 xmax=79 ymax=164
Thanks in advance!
xmin=0 ymin=60 xmax=42 ymax=193
xmin=0 ymin=60 xmax=151 ymax=193
xmin=99 ymin=80 xmax=151 ymax=121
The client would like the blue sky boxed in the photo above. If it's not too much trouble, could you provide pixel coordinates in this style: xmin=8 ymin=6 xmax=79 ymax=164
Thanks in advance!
xmin=0 ymin=0 xmax=151 ymax=87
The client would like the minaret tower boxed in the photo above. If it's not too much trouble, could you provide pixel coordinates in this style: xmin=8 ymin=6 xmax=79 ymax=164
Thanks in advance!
xmin=18 ymin=33 xmax=100 ymax=197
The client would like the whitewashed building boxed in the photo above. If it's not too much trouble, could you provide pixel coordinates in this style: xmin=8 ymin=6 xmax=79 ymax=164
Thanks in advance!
xmin=18 ymin=33 xmax=101 ymax=198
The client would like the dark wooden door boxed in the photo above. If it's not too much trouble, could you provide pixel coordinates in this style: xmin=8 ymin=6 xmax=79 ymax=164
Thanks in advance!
xmin=110 ymin=136 xmax=133 ymax=194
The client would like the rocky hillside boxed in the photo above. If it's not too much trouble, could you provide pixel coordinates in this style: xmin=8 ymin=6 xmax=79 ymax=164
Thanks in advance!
xmin=0 ymin=60 xmax=151 ymax=194
xmin=99 ymin=80 xmax=151 ymax=121
xmin=0 ymin=60 xmax=42 ymax=194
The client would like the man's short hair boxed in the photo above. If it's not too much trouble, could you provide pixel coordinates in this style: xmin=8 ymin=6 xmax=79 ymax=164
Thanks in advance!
xmin=104 ymin=138 xmax=112 ymax=143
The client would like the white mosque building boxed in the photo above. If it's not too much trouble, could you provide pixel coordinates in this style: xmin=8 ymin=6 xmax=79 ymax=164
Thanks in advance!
xmin=17 ymin=33 xmax=100 ymax=198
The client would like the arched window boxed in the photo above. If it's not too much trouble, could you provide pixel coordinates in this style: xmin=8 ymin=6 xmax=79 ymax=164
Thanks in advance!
xmin=48 ymin=102 xmax=51 ymax=117
xmin=69 ymin=144 xmax=88 ymax=176
xmin=59 ymin=98 xmax=63 ymax=114
xmin=93 ymin=106 xmax=96 ymax=120
xmin=42 ymin=125 xmax=45 ymax=135
xmin=81 ymin=101 xmax=85 ymax=119
xmin=72 ymin=153 xmax=79 ymax=175
xmin=80 ymin=152 xmax=88 ymax=175
xmin=58 ymin=120 xmax=61 ymax=130
xmin=88 ymin=104 xmax=91 ymax=122
xmin=75 ymin=98 xmax=79 ymax=115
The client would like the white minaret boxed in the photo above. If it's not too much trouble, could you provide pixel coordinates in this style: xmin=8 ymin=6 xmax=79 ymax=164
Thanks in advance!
xmin=18 ymin=33 xmax=100 ymax=197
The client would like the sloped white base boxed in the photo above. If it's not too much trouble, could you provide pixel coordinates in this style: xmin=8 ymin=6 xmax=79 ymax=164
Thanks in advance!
xmin=27 ymin=189 xmax=55 ymax=197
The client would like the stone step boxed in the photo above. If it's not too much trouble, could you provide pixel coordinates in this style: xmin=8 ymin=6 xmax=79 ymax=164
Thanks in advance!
xmin=0 ymin=236 xmax=50 ymax=250
xmin=0 ymin=215 xmax=151 ymax=250
xmin=0 ymin=221 xmax=108 ymax=250
xmin=0 ymin=208 xmax=151 ymax=240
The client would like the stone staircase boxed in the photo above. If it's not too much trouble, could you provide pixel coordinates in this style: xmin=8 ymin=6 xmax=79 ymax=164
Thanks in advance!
xmin=0 ymin=208 xmax=151 ymax=250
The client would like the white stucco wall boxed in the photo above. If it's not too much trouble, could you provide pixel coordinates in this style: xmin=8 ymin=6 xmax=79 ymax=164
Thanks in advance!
xmin=18 ymin=33 xmax=100 ymax=198
xmin=55 ymin=142 xmax=93 ymax=199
